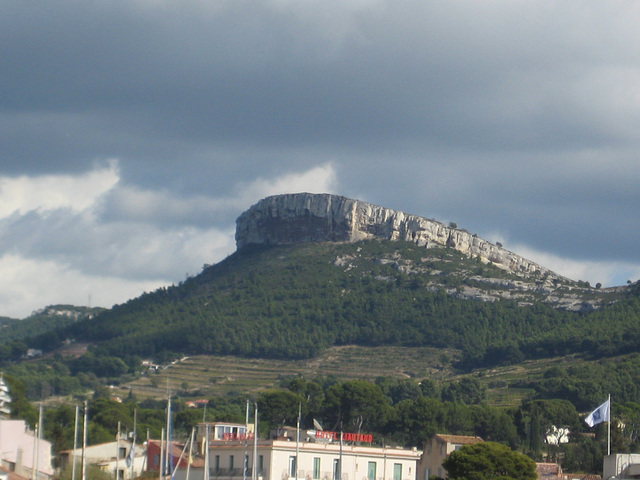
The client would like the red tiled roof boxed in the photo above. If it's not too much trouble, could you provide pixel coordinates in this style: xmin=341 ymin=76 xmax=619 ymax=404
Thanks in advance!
xmin=536 ymin=463 xmax=561 ymax=473
xmin=434 ymin=434 xmax=483 ymax=445
xmin=564 ymin=475 xmax=601 ymax=480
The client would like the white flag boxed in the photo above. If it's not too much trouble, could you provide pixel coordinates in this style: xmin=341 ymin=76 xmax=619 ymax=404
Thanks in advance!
xmin=585 ymin=399 xmax=610 ymax=427
xmin=126 ymin=445 xmax=135 ymax=468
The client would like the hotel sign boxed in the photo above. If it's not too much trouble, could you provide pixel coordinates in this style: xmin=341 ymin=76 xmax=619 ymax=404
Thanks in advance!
xmin=312 ymin=430 xmax=373 ymax=443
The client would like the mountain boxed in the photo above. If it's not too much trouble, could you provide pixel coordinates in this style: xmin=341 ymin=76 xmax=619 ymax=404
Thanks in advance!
xmin=237 ymin=193 xmax=624 ymax=310
xmin=237 ymin=193 xmax=557 ymax=278
xmin=45 ymin=193 xmax=639 ymax=370
xmin=0 ymin=305 xmax=105 ymax=346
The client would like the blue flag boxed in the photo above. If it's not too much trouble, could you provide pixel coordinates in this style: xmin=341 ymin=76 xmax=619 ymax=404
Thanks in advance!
xmin=585 ymin=399 xmax=610 ymax=427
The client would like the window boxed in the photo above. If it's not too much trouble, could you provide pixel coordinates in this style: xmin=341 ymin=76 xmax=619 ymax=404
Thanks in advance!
xmin=215 ymin=455 xmax=220 ymax=472
xmin=393 ymin=464 xmax=402 ymax=480
xmin=230 ymin=455 xmax=235 ymax=471
xmin=333 ymin=459 xmax=341 ymax=480
xmin=313 ymin=458 xmax=321 ymax=480
xmin=289 ymin=456 xmax=297 ymax=478
xmin=367 ymin=462 xmax=376 ymax=480
xmin=119 ymin=447 xmax=127 ymax=459
xmin=259 ymin=455 xmax=264 ymax=475
xmin=424 ymin=469 xmax=430 ymax=480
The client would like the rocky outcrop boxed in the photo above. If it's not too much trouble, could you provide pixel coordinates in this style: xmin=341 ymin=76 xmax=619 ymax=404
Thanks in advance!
xmin=236 ymin=193 xmax=564 ymax=281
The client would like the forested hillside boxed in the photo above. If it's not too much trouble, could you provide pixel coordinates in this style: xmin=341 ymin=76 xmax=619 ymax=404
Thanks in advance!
xmin=48 ymin=240 xmax=640 ymax=370
xmin=0 ymin=305 xmax=104 ymax=361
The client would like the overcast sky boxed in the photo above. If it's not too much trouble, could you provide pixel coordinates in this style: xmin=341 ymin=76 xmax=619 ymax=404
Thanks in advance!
xmin=2 ymin=1 xmax=640 ymax=318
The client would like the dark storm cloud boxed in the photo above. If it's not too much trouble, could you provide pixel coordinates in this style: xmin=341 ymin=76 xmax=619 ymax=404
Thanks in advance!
xmin=1 ymin=0 xmax=640 ymax=315
xmin=4 ymin=1 xmax=632 ymax=158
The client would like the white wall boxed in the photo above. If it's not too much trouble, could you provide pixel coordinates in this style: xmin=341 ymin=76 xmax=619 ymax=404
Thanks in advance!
xmin=0 ymin=419 xmax=53 ymax=478
xmin=201 ymin=440 xmax=421 ymax=480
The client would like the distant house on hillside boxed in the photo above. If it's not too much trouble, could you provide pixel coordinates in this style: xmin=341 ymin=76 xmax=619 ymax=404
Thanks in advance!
xmin=536 ymin=462 xmax=562 ymax=480
xmin=417 ymin=434 xmax=483 ymax=480
xmin=545 ymin=425 xmax=570 ymax=445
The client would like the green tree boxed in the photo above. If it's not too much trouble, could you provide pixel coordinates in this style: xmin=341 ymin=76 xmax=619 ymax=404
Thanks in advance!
xmin=393 ymin=397 xmax=444 ymax=447
xmin=257 ymin=389 xmax=304 ymax=429
xmin=419 ymin=379 xmax=440 ymax=399
xmin=441 ymin=377 xmax=486 ymax=405
xmin=442 ymin=441 xmax=536 ymax=480
xmin=375 ymin=377 xmax=422 ymax=405
xmin=2 ymin=374 xmax=38 ymax=425
xmin=322 ymin=380 xmax=391 ymax=433
xmin=470 ymin=405 xmax=519 ymax=447
xmin=287 ymin=377 xmax=325 ymax=414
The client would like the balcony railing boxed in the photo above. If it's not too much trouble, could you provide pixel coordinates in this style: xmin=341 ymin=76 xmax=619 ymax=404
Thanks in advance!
xmin=211 ymin=468 xmax=263 ymax=479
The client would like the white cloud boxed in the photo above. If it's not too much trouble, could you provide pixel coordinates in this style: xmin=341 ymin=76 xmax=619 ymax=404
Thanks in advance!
xmin=236 ymin=163 xmax=338 ymax=208
xmin=104 ymin=162 xmax=338 ymax=224
xmin=0 ymin=254 xmax=164 ymax=319
xmin=0 ymin=161 xmax=119 ymax=218
xmin=506 ymin=242 xmax=640 ymax=288
xmin=0 ymin=162 xmax=338 ymax=317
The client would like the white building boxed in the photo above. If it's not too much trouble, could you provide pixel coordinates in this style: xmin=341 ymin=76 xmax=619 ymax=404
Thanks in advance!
xmin=545 ymin=426 xmax=570 ymax=446
xmin=0 ymin=419 xmax=54 ymax=480
xmin=58 ymin=440 xmax=146 ymax=480
xmin=603 ymin=453 xmax=640 ymax=479
xmin=176 ymin=423 xmax=421 ymax=480
xmin=0 ymin=376 xmax=11 ymax=419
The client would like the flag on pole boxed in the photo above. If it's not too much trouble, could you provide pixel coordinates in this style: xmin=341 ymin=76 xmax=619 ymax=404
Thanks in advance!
xmin=585 ymin=399 xmax=610 ymax=427
xmin=126 ymin=445 xmax=135 ymax=468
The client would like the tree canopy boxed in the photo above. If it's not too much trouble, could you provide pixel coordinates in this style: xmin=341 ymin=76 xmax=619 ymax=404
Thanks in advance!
xmin=442 ymin=442 xmax=537 ymax=480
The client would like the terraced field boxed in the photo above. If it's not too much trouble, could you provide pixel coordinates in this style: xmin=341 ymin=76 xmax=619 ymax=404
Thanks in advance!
xmin=114 ymin=345 xmax=461 ymax=401
xmin=110 ymin=345 xmax=585 ymax=408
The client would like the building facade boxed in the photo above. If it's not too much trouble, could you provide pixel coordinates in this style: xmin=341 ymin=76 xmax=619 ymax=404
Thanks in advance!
xmin=0 ymin=419 xmax=53 ymax=480
xmin=175 ymin=423 xmax=421 ymax=480
xmin=603 ymin=453 xmax=640 ymax=479
xmin=416 ymin=434 xmax=483 ymax=480
xmin=59 ymin=440 xmax=146 ymax=480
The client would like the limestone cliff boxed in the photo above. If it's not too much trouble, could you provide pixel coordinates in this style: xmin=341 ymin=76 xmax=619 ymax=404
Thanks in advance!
xmin=236 ymin=193 xmax=562 ymax=281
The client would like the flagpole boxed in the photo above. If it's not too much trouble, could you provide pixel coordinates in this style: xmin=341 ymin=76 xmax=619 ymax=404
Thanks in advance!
xmin=166 ymin=396 xmax=172 ymax=480
xmin=116 ymin=422 xmax=120 ymax=480
xmin=252 ymin=405 xmax=258 ymax=480
xmin=204 ymin=425 xmax=209 ymax=480
xmin=116 ymin=421 xmax=121 ymax=480
xmin=339 ymin=429 xmax=343 ymax=480
xmin=186 ymin=427 xmax=195 ymax=480
xmin=72 ymin=405 xmax=79 ymax=480
xmin=608 ymin=394 xmax=611 ymax=456
xmin=82 ymin=401 xmax=88 ymax=480
xmin=244 ymin=400 xmax=249 ymax=480
xmin=159 ymin=429 xmax=165 ymax=480
xmin=131 ymin=408 xmax=137 ymax=480
xmin=295 ymin=403 xmax=300 ymax=480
